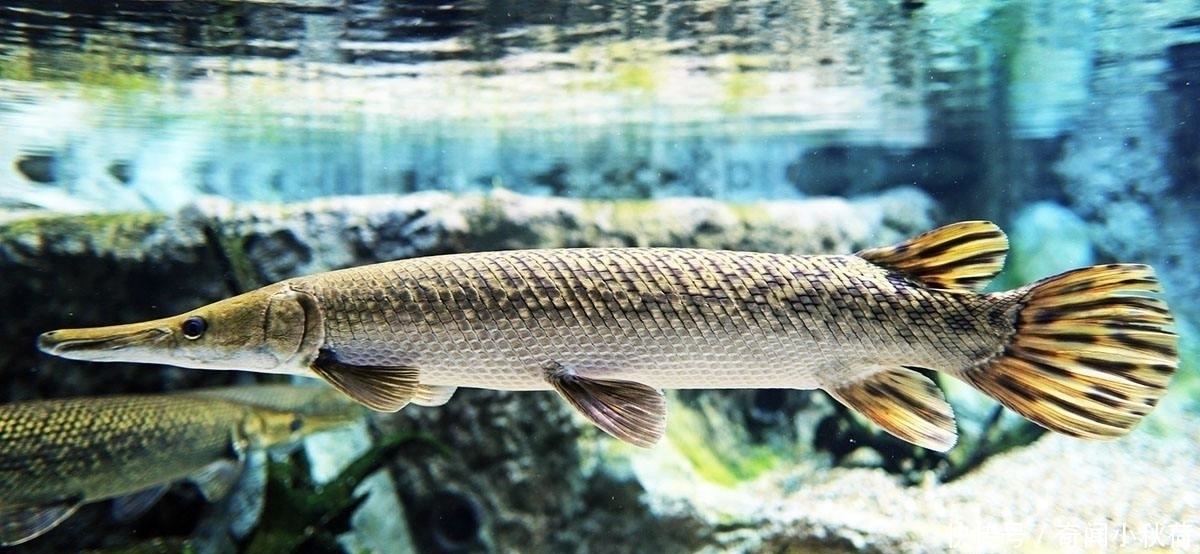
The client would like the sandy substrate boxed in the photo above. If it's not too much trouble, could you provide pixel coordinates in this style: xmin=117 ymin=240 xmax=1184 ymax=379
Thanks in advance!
xmin=633 ymin=403 xmax=1200 ymax=554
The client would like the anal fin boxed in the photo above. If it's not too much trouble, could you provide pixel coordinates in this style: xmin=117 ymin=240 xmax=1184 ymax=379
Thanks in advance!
xmin=827 ymin=367 xmax=958 ymax=452
xmin=311 ymin=348 xmax=420 ymax=412
xmin=546 ymin=364 xmax=666 ymax=448
xmin=0 ymin=496 xmax=83 ymax=546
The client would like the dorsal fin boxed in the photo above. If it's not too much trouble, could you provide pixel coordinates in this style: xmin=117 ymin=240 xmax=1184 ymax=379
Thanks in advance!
xmin=856 ymin=221 xmax=1008 ymax=292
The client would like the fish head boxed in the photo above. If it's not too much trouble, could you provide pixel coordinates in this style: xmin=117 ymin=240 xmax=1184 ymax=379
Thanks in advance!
xmin=237 ymin=389 xmax=365 ymax=452
xmin=37 ymin=283 xmax=324 ymax=375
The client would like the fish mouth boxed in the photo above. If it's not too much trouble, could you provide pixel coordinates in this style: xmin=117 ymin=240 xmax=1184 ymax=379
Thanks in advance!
xmin=38 ymin=323 xmax=172 ymax=361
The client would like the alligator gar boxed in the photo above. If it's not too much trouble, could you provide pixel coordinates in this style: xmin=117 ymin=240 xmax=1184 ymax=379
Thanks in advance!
xmin=37 ymin=221 xmax=1178 ymax=453
xmin=0 ymin=385 xmax=362 ymax=546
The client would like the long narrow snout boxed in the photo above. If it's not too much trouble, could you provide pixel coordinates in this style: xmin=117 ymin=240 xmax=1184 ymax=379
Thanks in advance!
xmin=38 ymin=320 xmax=173 ymax=362
xmin=37 ymin=283 xmax=323 ymax=374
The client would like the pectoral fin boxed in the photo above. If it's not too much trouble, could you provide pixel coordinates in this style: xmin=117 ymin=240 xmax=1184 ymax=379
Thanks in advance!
xmin=227 ymin=450 xmax=268 ymax=539
xmin=546 ymin=365 xmax=666 ymax=448
xmin=111 ymin=485 xmax=169 ymax=523
xmin=0 ymin=496 xmax=83 ymax=546
xmin=311 ymin=348 xmax=420 ymax=412
xmin=189 ymin=459 xmax=244 ymax=502
xmin=827 ymin=367 xmax=958 ymax=452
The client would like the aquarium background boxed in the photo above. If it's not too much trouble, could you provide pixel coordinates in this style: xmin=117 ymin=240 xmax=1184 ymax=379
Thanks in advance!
xmin=1 ymin=1 xmax=1198 ymax=553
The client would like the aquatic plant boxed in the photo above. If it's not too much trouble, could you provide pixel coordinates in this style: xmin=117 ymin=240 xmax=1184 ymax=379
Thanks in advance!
xmin=243 ymin=432 xmax=445 ymax=554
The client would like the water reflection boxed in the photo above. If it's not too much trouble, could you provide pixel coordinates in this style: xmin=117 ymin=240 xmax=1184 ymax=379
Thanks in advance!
xmin=0 ymin=1 xmax=939 ymax=211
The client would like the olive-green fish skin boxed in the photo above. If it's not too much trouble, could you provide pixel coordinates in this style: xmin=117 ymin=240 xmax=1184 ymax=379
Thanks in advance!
xmin=0 ymin=395 xmax=248 ymax=511
xmin=0 ymin=385 xmax=362 ymax=545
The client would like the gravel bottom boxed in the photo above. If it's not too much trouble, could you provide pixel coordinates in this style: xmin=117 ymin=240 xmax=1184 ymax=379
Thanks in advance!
xmin=641 ymin=406 xmax=1200 ymax=554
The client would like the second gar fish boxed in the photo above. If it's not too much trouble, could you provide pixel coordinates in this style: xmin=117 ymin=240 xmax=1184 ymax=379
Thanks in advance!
xmin=37 ymin=221 xmax=1178 ymax=452
xmin=0 ymin=385 xmax=363 ymax=546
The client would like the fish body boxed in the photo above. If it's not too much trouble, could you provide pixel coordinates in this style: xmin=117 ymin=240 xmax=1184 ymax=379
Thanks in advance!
xmin=0 ymin=385 xmax=362 ymax=546
xmin=39 ymin=222 xmax=1178 ymax=453
xmin=308 ymin=249 xmax=1010 ymax=393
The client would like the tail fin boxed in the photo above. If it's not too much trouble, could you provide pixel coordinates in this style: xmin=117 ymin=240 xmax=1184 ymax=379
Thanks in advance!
xmin=958 ymin=264 xmax=1178 ymax=439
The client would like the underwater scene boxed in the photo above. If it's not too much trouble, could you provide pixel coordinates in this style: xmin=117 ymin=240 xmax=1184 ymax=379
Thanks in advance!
xmin=1 ymin=1 xmax=1199 ymax=553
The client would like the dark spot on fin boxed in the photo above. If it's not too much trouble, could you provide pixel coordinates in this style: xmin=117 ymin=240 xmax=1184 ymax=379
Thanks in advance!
xmin=111 ymin=485 xmax=169 ymax=523
xmin=311 ymin=349 xmax=420 ymax=412
xmin=826 ymin=367 xmax=958 ymax=451
xmin=546 ymin=365 xmax=666 ymax=448
xmin=957 ymin=264 xmax=1177 ymax=440
xmin=412 ymin=384 xmax=458 ymax=407
xmin=0 ymin=495 xmax=84 ymax=546
xmin=856 ymin=220 xmax=1008 ymax=292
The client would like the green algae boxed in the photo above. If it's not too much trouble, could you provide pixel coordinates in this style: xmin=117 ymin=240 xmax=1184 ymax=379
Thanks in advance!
xmin=0 ymin=48 xmax=35 ymax=81
xmin=570 ymin=40 xmax=673 ymax=95
xmin=579 ymin=198 xmax=667 ymax=244
xmin=0 ymin=41 xmax=159 ymax=94
xmin=207 ymin=225 xmax=264 ymax=293
xmin=0 ymin=212 xmax=170 ymax=260
xmin=718 ymin=55 xmax=772 ymax=114
xmin=719 ymin=70 xmax=768 ymax=114
xmin=987 ymin=2 xmax=1026 ymax=83
xmin=0 ymin=212 xmax=161 ymax=238
xmin=666 ymin=399 xmax=782 ymax=486
xmin=611 ymin=62 xmax=660 ymax=93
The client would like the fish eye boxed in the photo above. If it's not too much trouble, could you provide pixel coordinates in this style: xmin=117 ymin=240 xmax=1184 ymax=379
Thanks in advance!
xmin=289 ymin=415 xmax=304 ymax=432
xmin=181 ymin=316 xmax=207 ymax=340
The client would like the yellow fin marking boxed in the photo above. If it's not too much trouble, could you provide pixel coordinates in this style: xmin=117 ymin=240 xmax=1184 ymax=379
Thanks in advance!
xmin=827 ymin=367 xmax=958 ymax=452
xmin=856 ymin=220 xmax=1008 ymax=292
xmin=957 ymin=264 xmax=1177 ymax=440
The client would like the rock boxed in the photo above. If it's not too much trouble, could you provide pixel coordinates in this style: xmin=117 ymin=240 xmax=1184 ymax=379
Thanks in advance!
xmin=1046 ymin=1 xmax=1200 ymax=372
xmin=0 ymin=211 xmax=237 ymax=401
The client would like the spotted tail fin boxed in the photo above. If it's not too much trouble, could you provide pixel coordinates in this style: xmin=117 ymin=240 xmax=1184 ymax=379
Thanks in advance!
xmin=958 ymin=264 xmax=1178 ymax=439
